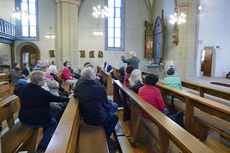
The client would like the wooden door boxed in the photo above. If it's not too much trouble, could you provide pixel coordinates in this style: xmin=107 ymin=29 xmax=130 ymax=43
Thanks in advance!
xmin=203 ymin=48 xmax=213 ymax=77
xmin=20 ymin=45 xmax=39 ymax=69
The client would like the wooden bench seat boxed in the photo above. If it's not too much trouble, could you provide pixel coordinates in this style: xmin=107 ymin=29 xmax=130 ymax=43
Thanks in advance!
xmin=46 ymin=95 xmax=109 ymax=153
xmin=78 ymin=122 xmax=109 ymax=153
xmin=2 ymin=121 xmax=38 ymax=153
xmin=114 ymin=123 xmax=134 ymax=153
xmin=0 ymin=95 xmax=39 ymax=153
xmin=166 ymin=99 xmax=230 ymax=140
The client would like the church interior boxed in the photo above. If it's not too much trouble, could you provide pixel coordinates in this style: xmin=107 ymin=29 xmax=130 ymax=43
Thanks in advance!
xmin=0 ymin=0 xmax=230 ymax=153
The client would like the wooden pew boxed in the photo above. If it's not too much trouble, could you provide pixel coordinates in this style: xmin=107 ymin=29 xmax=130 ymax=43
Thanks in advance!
xmin=157 ymin=82 xmax=230 ymax=141
xmin=0 ymin=95 xmax=39 ymax=153
xmin=45 ymin=95 xmax=109 ymax=153
xmin=113 ymin=80 xmax=214 ymax=153
xmin=113 ymin=67 xmax=120 ymax=79
xmin=57 ymin=73 xmax=71 ymax=94
xmin=181 ymin=80 xmax=230 ymax=101
xmin=98 ymin=67 xmax=113 ymax=95
xmin=0 ymin=81 xmax=11 ymax=100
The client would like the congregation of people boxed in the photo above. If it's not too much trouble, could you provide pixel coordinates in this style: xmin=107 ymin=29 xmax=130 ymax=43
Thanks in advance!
xmin=8 ymin=50 xmax=185 ymax=152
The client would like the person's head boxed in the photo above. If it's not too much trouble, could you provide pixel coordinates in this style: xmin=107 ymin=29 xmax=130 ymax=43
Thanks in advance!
xmin=81 ymin=67 xmax=96 ymax=81
xmin=24 ymin=63 xmax=29 ymax=67
xmin=145 ymin=74 xmax=159 ymax=86
xmin=84 ymin=62 xmax=91 ymax=67
xmin=119 ymin=66 xmax=125 ymax=76
xmin=63 ymin=61 xmax=71 ymax=68
xmin=84 ymin=63 xmax=94 ymax=69
xmin=129 ymin=69 xmax=142 ymax=86
xmin=167 ymin=68 xmax=175 ymax=75
xmin=12 ymin=63 xmax=19 ymax=69
xmin=30 ymin=71 xmax=45 ymax=86
xmin=104 ymin=61 xmax=109 ymax=67
xmin=37 ymin=60 xmax=41 ymax=66
xmin=51 ymin=61 xmax=56 ymax=65
xmin=40 ymin=66 xmax=48 ymax=73
xmin=129 ymin=51 xmax=136 ymax=58
xmin=126 ymin=65 xmax=134 ymax=74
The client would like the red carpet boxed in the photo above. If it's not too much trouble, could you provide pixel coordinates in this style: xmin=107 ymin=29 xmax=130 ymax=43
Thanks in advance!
xmin=210 ymin=82 xmax=230 ymax=87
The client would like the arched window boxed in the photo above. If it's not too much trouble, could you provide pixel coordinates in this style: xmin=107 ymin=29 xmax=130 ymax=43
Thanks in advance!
xmin=16 ymin=0 xmax=38 ymax=40
xmin=106 ymin=0 xmax=125 ymax=51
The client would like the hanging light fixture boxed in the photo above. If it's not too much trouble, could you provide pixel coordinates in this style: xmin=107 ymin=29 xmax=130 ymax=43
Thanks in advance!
xmin=92 ymin=5 xmax=109 ymax=18
xmin=45 ymin=26 xmax=55 ymax=39
xmin=169 ymin=12 xmax=186 ymax=25
xmin=12 ymin=7 xmax=21 ymax=20
xmin=92 ymin=24 xmax=103 ymax=36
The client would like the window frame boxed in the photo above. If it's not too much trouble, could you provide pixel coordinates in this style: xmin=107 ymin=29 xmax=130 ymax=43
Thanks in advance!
xmin=16 ymin=0 xmax=39 ymax=40
xmin=105 ymin=0 xmax=125 ymax=51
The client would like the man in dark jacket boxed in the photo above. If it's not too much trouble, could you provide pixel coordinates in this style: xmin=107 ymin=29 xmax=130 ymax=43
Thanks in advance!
xmin=14 ymin=71 xmax=69 ymax=152
xmin=74 ymin=67 xmax=118 ymax=149
xmin=121 ymin=51 xmax=140 ymax=69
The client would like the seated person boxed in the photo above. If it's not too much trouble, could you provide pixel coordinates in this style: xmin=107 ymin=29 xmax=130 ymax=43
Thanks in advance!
xmin=23 ymin=63 xmax=32 ymax=77
xmin=124 ymin=65 xmax=134 ymax=86
xmin=103 ymin=61 xmax=117 ymax=79
xmin=226 ymin=72 xmax=230 ymax=79
xmin=14 ymin=71 xmax=69 ymax=152
xmin=84 ymin=62 xmax=104 ymax=85
xmin=118 ymin=66 xmax=125 ymax=83
xmin=74 ymin=67 xmax=118 ymax=149
xmin=48 ymin=61 xmax=58 ymax=74
xmin=62 ymin=61 xmax=78 ymax=87
xmin=49 ymin=66 xmax=68 ymax=97
xmin=10 ymin=63 xmax=27 ymax=85
xmin=164 ymin=68 xmax=182 ymax=99
xmin=34 ymin=60 xmax=41 ymax=70
xmin=138 ymin=74 xmax=183 ymax=127
xmin=68 ymin=61 xmax=81 ymax=79
xmin=128 ymin=69 xmax=144 ymax=93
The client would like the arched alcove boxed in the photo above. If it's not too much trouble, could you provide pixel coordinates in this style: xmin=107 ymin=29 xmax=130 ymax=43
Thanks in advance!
xmin=15 ymin=42 xmax=40 ymax=69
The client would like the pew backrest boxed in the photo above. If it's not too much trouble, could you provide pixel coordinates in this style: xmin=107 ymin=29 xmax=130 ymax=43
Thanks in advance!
xmin=98 ymin=67 xmax=113 ymax=95
xmin=181 ymin=80 xmax=230 ymax=100
xmin=0 ymin=81 xmax=11 ymax=100
xmin=0 ymin=95 xmax=38 ymax=153
xmin=45 ymin=94 xmax=80 ymax=153
xmin=114 ymin=80 xmax=214 ymax=153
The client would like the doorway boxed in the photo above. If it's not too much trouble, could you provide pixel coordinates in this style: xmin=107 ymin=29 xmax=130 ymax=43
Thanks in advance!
xmin=20 ymin=45 xmax=39 ymax=69
xmin=201 ymin=47 xmax=214 ymax=77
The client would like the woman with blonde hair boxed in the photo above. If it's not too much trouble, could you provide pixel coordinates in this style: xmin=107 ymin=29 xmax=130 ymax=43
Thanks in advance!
xmin=128 ymin=69 xmax=144 ymax=93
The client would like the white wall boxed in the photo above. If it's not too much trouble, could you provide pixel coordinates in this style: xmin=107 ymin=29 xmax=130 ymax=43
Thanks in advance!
xmin=15 ymin=0 xmax=55 ymax=65
xmin=197 ymin=0 xmax=230 ymax=77
xmin=0 ymin=0 xmax=15 ymax=24
xmin=78 ymin=0 xmax=148 ymax=70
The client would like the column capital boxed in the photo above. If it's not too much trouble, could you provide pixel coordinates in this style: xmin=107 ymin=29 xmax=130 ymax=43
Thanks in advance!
xmin=55 ymin=0 xmax=81 ymax=7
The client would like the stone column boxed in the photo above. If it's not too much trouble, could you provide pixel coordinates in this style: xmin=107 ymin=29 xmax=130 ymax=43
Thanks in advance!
xmin=175 ymin=0 xmax=198 ymax=79
xmin=55 ymin=0 xmax=80 ymax=71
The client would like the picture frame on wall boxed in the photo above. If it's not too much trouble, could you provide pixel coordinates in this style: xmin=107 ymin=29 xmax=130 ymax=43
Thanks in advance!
xmin=49 ymin=50 xmax=55 ymax=58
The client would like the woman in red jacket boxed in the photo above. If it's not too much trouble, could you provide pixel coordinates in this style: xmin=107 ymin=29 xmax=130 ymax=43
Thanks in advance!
xmin=138 ymin=74 xmax=166 ymax=118
xmin=138 ymin=74 xmax=184 ymax=127
xmin=61 ymin=61 xmax=78 ymax=87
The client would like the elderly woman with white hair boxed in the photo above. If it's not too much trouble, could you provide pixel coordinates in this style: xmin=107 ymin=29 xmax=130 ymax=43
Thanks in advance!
xmin=128 ymin=69 xmax=144 ymax=93
xmin=74 ymin=67 xmax=118 ymax=149
xmin=121 ymin=51 xmax=140 ymax=69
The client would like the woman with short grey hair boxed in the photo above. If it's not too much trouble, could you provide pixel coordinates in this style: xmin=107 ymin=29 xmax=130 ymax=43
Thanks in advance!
xmin=128 ymin=69 xmax=144 ymax=93
xmin=14 ymin=71 xmax=69 ymax=152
